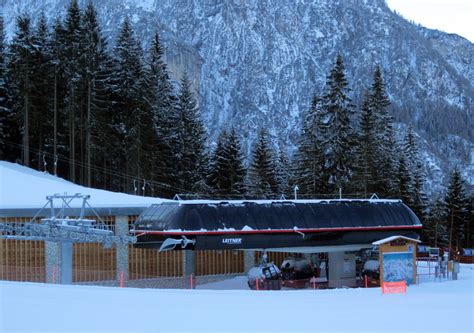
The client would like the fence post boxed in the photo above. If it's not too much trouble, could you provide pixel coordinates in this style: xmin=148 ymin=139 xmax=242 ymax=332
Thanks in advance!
xmin=364 ymin=275 xmax=368 ymax=288
xmin=120 ymin=271 xmax=124 ymax=288
xmin=190 ymin=273 xmax=194 ymax=289
xmin=52 ymin=266 xmax=56 ymax=284
xmin=256 ymin=277 xmax=259 ymax=291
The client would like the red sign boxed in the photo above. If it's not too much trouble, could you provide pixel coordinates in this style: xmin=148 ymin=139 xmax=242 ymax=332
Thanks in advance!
xmin=382 ymin=281 xmax=407 ymax=294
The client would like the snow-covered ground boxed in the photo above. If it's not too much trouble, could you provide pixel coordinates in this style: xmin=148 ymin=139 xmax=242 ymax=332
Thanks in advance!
xmin=0 ymin=161 xmax=167 ymax=209
xmin=1 ymin=266 xmax=472 ymax=333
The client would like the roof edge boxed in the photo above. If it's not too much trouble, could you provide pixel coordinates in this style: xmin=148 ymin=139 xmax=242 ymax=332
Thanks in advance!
xmin=372 ymin=235 xmax=422 ymax=245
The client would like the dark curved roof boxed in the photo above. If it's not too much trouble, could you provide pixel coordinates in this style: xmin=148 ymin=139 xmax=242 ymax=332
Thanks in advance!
xmin=134 ymin=200 xmax=421 ymax=233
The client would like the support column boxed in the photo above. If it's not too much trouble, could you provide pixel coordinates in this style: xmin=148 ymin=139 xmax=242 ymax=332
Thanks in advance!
xmin=45 ymin=241 xmax=72 ymax=284
xmin=60 ymin=242 xmax=73 ymax=284
xmin=243 ymin=250 xmax=256 ymax=272
xmin=45 ymin=241 xmax=60 ymax=283
xmin=328 ymin=252 xmax=356 ymax=288
xmin=183 ymin=250 xmax=196 ymax=276
xmin=115 ymin=216 xmax=129 ymax=282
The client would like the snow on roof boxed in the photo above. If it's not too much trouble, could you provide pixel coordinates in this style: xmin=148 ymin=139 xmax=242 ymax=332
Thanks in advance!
xmin=372 ymin=235 xmax=421 ymax=246
xmin=165 ymin=198 xmax=402 ymax=205
xmin=0 ymin=161 xmax=168 ymax=209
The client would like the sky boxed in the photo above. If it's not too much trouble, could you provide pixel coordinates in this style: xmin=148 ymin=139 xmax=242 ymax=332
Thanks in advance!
xmin=386 ymin=0 xmax=474 ymax=42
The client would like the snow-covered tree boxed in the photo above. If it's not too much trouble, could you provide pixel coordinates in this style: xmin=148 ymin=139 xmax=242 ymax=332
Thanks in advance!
xmin=208 ymin=128 xmax=229 ymax=195
xmin=175 ymin=73 xmax=208 ymax=194
xmin=423 ymin=199 xmax=448 ymax=247
xmin=444 ymin=169 xmax=469 ymax=252
xmin=63 ymin=0 xmax=84 ymax=181
xmin=80 ymin=0 xmax=112 ymax=186
xmin=145 ymin=31 xmax=177 ymax=196
xmin=0 ymin=16 xmax=14 ymax=160
xmin=29 ymin=14 xmax=54 ymax=171
xmin=402 ymin=126 xmax=428 ymax=220
xmin=208 ymin=128 xmax=247 ymax=198
xmin=319 ymin=55 xmax=355 ymax=194
xmin=248 ymin=128 xmax=277 ymax=198
xmin=8 ymin=14 xmax=35 ymax=167
xmin=110 ymin=17 xmax=155 ymax=193
xmin=397 ymin=155 xmax=411 ymax=204
xmin=275 ymin=144 xmax=292 ymax=198
xmin=294 ymin=95 xmax=325 ymax=196
xmin=370 ymin=65 xmax=397 ymax=197
xmin=353 ymin=91 xmax=377 ymax=197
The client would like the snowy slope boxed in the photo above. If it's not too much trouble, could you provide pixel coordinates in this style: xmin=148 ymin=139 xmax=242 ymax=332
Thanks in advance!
xmin=0 ymin=161 xmax=167 ymax=209
xmin=2 ymin=0 xmax=473 ymax=193
xmin=1 ymin=266 xmax=473 ymax=332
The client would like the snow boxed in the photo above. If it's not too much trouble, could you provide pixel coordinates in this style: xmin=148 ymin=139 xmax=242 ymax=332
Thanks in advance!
xmin=0 ymin=161 xmax=168 ymax=209
xmin=372 ymin=235 xmax=421 ymax=245
xmin=1 ymin=266 xmax=473 ymax=332
xmin=364 ymin=259 xmax=380 ymax=271
xmin=177 ymin=198 xmax=401 ymax=205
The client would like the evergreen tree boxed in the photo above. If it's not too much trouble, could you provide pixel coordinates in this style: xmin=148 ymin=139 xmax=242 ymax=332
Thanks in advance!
xmin=0 ymin=16 xmax=15 ymax=160
xmin=30 ymin=14 xmax=53 ymax=171
xmin=48 ymin=17 xmax=68 ymax=177
xmin=225 ymin=128 xmax=247 ymax=197
xmin=208 ymin=128 xmax=229 ymax=196
xmin=145 ymin=31 xmax=177 ymax=196
xmin=80 ymin=0 xmax=111 ymax=186
xmin=370 ymin=65 xmax=397 ymax=197
xmin=275 ymin=145 xmax=291 ymax=198
xmin=412 ymin=161 xmax=428 ymax=221
xmin=175 ymin=73 xmax=208 ymax=194
xmin=353 ymin=91 xmax=377 ymax=196
xmin=466 ymin=196 xmax=473 ymax=249
xmin=63 ymin=0 xmax=83 ymax=181
xmin=8 ymin=14 xmax=35 ymax=167
xmin=248 ymin=128 xmax=277 ymax=198
xmin=403 ymin=126 xmax=427 ymax=220
xmin=319 ymin=55 xmax=355 ymax=194
xmin=444 ymin=169 xmax=468 ymax=253
xmin=397 ymin=155 xmax=411 ymax=204
xmin=294 ymin=95 xmax=325 ymax=196
xmin=423 ymin=199 xmax=448 ymax=247
xmin=404 ymin=126 xmax=418 ymax=170
xmin=110 ymin=17 xmax=155 ymax=193
xmin=208 ymin=128 xmax=246 ymax=198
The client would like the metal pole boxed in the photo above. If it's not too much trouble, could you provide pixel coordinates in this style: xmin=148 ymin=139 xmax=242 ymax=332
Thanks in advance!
xmin=60 ymin=242 xmax=73 ymax=284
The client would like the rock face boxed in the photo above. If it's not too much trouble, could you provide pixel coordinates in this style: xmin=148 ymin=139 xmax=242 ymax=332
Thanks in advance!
xmin=3 ymin=0 xmax=473 ymax=193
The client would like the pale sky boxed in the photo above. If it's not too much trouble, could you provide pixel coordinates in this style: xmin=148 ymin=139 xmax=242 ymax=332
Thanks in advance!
xmin=386 ymin=0 xmax=474 ymax=42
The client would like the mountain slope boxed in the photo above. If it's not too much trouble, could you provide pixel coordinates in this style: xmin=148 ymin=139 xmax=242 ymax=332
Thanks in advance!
xmin=2 ymin=0 xmax=473 ymax=194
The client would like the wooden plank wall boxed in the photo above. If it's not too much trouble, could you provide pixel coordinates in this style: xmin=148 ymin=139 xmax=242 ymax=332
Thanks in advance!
xmin=255 ymin=251 xmax=293 ymax=267
xmin=0 ymin=217 xmax=46 ymax=282
xmin=72 ymin=216 xmax=117 ymax=282
xmin=73 ymin=243 xmax=116 ymax=282
xmin=128 ymin=247 xmax=183 ymax=279
xmin=196 ymin=250 xmax=244 ymax=276
xmin=1 ymin=215 xmax=256 ymax=282
xmin=127 ymin=215 xmax=184 ymax=279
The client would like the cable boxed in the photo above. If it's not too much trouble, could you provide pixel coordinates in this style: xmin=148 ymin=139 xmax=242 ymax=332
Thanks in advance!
xmin=0 ymin=138 xmax=208 ymax=195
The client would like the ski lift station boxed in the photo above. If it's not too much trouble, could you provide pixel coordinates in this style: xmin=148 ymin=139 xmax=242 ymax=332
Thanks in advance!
xmin=0 ymin=161 xmax=423 ymax=288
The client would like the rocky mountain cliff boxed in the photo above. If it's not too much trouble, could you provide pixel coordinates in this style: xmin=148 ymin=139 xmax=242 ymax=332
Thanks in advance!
xmin=3 ymin=0 xmax=473 ymax=195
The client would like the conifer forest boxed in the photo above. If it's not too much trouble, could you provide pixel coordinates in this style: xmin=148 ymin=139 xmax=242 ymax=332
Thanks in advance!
xmin=0 ymin=2 xmax=471 ymax=249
